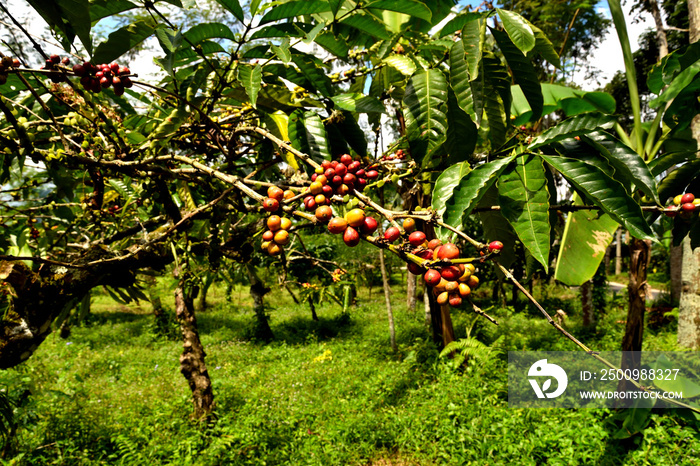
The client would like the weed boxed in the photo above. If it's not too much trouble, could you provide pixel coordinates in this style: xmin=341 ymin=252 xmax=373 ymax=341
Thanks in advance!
xmin=0 ymin=280 xmax=697 ymax=465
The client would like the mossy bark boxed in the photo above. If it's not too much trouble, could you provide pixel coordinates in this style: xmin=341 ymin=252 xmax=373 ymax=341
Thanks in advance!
xmin=175 ymin=279 xmax=214 ymax=420
xmin=0 ymin=245 xmax=169 ymax=369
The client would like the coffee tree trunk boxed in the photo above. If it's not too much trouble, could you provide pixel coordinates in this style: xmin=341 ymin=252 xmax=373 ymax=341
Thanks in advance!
xmin=0 ymin=245 xmax=171 ymax=369
xmin=615 ymin=229 xmax=623 ymax=275
xmin=439 ymin=304 xmax=456 ymax=348
xmin=245 ymin=263 xmax=273 ymax=341
xmin=307 ymin=296 xmax=319 ymax=321
xmin=379 ymin=247 xmax=396 ymax=351
xmin=618 ymin=238 xmax=652 ymax=392
xmin=670 ymin=244 xmax=683 ymax=303
xmin=678 ymin=238 xmax=700 ymax=348
xmin=174 ymin=278 xmax=214 ymax=420
xmin=197 ymin=272 xmax=214 ymax=312
xmin=406 ymin=272 xmax=417 ymax=313
xmin=677 ymin=115 xmax=700 ymax=347
xmin=423 ymin=286 xmax=431 ymax=329
xmin=420 ymin=197 xmax=455 ymax=348
xmin=581 ymin=280 xmax=594 ymax=327
xmin=429 ymin=291 xmax=443 ymax=344
xmin=647 ymin=0 xmax=669 ymax=57
xmin=677 ymin=1 xmax=700 ymax=349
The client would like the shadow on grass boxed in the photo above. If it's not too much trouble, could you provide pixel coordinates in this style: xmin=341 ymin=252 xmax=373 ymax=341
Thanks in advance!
xmin=85 ymin=310 xmax=149 ymax=326
xmin=196 ymin=312 xmax=256 ymax=338
xmin=269 ymin=313 xmax=357 ymax=345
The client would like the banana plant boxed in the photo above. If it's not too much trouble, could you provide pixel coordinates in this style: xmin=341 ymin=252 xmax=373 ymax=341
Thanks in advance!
xmin=434 ymin=0 xmax=700 ymax=284
xmin=551 ymin=0 xmax=700 ymax=286
xmin=431 ymin=5 xmax=656 ymax=278
xmin=429 ymin=3 xmax=699 ymax=423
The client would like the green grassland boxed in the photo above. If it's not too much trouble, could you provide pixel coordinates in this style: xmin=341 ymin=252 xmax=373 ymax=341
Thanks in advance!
xmin=0 ymin=276 xmax=698 ymax=465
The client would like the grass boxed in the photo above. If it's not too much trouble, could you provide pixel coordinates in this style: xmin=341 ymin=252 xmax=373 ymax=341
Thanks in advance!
xmin=0 ymin=275 xmax=698 ymax=465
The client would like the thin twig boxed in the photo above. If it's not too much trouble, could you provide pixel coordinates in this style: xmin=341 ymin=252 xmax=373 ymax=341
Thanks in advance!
xmin=494 ymin=260 xmax=700 ymax=413
xmin=468 ymin=299 xmax=498 ymax=325
xmin=235 ymin=126 xmax=322 ymax=170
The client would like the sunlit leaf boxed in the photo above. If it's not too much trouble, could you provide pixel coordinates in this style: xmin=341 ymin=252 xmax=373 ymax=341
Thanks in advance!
xmin=492 ymin=28 xmax=542 ymax=120
xmin=438 ymin=11 xmax=481 ymax=37
xmin=442 ymin=155 xmax=516 ymax=228
xmin=366 ymin=0 xmax=432 ymax=22
xmin=496 ymin=8 xmax=535 ymax=53
xmin=382 ymin=54 xmax=416 ymax=76
xmin=498 ymin=154 xmax=550 ymax=270
xmin=183 ymin=22 xmax=236 ymax=44
xmin=90 ymin=0 xmax=137 ymax=23
xmin=303 ymin=111 xmax=331 ymax=162
xmin=259 ymin=0 xmax=332 ymax=24
xmin=291 ymin=54 xmax=333 ymax=97
xmin=340 ymin=11 xmax=391 ymax=40
xmin=529 ymin=113 xmax=615 ymax=149
xmin=92 ymin=19 xmax=158 ymax=64
xmin=213 ymin=0 xmax=244 ymax=22
xmin=432 ymin=161 xmax=471 ymax=222
xmin=403 ymin=68 xmax=448 ymax=164
xmin=461 ymin=15 xmax=484 ymax=81
xmin=555 ymin=194 xmax=618 ymax=286
xmin=331 ymin=93 xmax=385 ymax=113
xmin=581 ymin=131 xmax=659 ymax=205
xmin=238 ymin=63 xmax=262 ymax=107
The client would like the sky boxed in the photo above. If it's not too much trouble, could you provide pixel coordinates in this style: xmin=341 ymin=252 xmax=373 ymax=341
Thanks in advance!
xmin=3 ymin=0 xmax=661 ymax=91
xmin=572 ymin=3 xmax=656 ymax=90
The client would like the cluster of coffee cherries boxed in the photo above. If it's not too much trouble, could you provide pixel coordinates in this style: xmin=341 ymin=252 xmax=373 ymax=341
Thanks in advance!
xmin=105 ymin=204 xmax=121 ymax=217
xmin=411 ymin=238 xmax=478 ymax=309
xmin=380 ymin=148 xmax=406 ymax=161
xmin=307 ymin=154 xmax=379 ymax=201
xmin=72 ymin=61 xmax=133 ymax=95
xmin=0 ymin=56 xmax=21 ymax=85
xmin=261 ymin=214 xmax=292 ymax=256
xmin=665 ymin=193 xmax=700 ymax=219
xmin=380 ymin=219 xmax=502 ymax=309
xmin=38 ymin=54 xmax=73 ymax=83
xmin=262 ymin=185 xmax=295 ymax=213
xmin=326 ymin=208 xmax=379 ymax=247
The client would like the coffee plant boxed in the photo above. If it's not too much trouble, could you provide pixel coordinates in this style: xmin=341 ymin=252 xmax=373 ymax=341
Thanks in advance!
xmin=0 ymin=0 xmax=699 ymax=418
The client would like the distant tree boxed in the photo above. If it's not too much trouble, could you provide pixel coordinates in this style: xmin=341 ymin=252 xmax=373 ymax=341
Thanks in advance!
xmin=605 ymin=0 xmax=689 ymax=129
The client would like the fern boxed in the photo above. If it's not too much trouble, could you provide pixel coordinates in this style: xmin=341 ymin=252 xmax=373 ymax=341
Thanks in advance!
xmin=439 ymin=316 xmax=503 ymax=367
xmin=114 ymin=433 xmax=147 ymax=464
xmin=440 ymin=336 xmax=490 ymax=360
xmin=108 ymin=179 xmax=136 ymax=200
